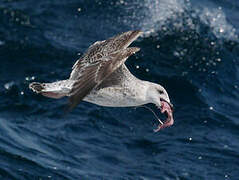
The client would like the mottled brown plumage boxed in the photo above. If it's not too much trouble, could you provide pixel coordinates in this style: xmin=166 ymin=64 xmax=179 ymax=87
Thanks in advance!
xmin=67 ymin=31 xmax=142 ymax=110
xmin=29 ymin=30 xmax=174 ymax=131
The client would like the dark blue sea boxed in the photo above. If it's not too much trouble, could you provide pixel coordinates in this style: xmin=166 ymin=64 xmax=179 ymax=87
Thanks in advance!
xmin=0 ymin=0 xmax=238 ymax=179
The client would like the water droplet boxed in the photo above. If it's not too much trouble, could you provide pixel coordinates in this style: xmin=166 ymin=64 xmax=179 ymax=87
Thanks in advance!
xmin=0 ymin=40 xmax=4 ymax=46
xmin=219 ymin=28 xmax=224 ymax=33
xmin=136 ymin=65 xmax=139 ymax=69
xmin=156 ymin=44 xmax=160 ymax=48
xmin=4 ymin=81 xmax=15 ymax=90
xmin=120 ymin=0 xmax=124 ymax=4
xmin=182 ymin=71 xmax=188 ymax=76
xmin=145 ymin=68 xmax=149 ymax=72
xmin=173 ymin=51 xmax=180 ymax=57
xmin=189 ymin=137 xmax=192 ymax=141
xmin=209 ymin=106 xmax=213 ymax=110
xmin=162 ymin=27 xmax=167 ymax=31
xmin=217 ymin=14 xmax=221 ymax=18
xmin=198 ymin=156 xmax=202 ymax=160
xmin=20 ymin=91 xmax=24 ymax=95
xmin=77 ymin=8 xmax=81 ymax=12
xmin=223 ymin=145 xmax=228 ymax=149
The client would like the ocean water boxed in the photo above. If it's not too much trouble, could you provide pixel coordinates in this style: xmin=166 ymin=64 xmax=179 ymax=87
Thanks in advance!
xmin=0 ymin=0 xmax=238 ymax=179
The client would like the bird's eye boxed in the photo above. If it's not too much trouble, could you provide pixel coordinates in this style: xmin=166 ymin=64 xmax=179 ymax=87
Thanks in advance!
xmin=158 ymin=90 xmax=164 ymax=94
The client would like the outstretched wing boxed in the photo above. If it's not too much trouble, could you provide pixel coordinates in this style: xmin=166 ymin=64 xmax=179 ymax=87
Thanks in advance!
xmin=68 ymin=47 xmax=140 ymax=110
xmin=70 ymin=30 xmax=143 ymax=80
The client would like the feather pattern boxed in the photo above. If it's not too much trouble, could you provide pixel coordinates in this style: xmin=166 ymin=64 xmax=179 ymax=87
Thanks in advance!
xmin=69 ymin=30 xmax=143 ymax=80
xmin=68 ymin=47 xmax=140 ymax=110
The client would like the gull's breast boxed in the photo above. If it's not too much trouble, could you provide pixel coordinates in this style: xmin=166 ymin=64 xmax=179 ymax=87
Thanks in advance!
xmin=83 ymin=85 xmax=147 ymax=107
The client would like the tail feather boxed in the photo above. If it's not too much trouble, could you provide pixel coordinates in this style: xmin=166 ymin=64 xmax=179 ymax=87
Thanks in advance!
xmin=29 ymin=80 xmax=74 ymax=99
xmin=29 ymin=82 xmax=44 ymax=93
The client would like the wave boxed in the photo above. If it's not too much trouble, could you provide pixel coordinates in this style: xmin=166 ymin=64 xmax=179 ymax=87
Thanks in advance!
xmin=112 ymin=0 xmax=239 ymax=125
xmin=115 ymin=0 xmax=238 ymax=42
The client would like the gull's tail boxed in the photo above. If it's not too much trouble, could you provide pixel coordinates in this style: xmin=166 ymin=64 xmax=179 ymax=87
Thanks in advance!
xmin=29 ymin=80 xmax=74 ymax=99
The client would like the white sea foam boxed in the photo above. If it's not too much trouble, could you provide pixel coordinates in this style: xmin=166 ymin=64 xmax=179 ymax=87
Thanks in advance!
xmin=119 ymin=0 xmax=238 ymax=41
xmin=197 ymin=7 xmax=238 ymax=40
xmin=140 ymin=0 xmax=185 ymax=34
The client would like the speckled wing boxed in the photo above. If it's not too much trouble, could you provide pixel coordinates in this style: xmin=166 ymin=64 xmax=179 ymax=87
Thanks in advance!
xmin=69 ymin=30 xmax=143 ymax=80
xmin=68 ymin=47 xmax=140 ymax=110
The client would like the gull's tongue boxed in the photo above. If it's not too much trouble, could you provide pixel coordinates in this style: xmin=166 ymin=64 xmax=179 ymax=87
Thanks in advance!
xmin=154 ymin=101 xmax=174 ymax=132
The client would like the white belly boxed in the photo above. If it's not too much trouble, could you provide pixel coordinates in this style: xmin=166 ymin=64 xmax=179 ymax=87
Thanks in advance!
xmin=83 ymin=86 xmax=147 ymax=107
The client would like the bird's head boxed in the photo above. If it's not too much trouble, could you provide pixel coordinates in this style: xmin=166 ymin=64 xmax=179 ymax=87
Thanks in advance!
xmin=146 ymin=83 xmax=174 ymax=131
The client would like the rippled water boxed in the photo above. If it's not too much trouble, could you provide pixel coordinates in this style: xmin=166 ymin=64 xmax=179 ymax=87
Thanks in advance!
xmin=0 ymin=0 xmax=238 ymax=179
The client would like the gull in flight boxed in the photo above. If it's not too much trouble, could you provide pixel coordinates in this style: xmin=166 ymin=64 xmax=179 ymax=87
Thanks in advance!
xmin=29 ymin=30 xmax=174 ymax=132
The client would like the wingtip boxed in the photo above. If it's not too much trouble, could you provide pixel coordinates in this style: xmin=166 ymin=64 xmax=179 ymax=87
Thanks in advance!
xmin=130 ymin=30 xmax=143 ymax=39
xmin=130 ymin=47 xmax=140 ymax=54
xmin=118 ymin=30 xmax=143 ymax=49
xmin=134 ymin=30 xmax=143 ymax=36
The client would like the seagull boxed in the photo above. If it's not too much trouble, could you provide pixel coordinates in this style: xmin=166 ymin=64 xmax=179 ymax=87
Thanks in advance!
xmin=29 ymin=30 xmax=174 ymax=132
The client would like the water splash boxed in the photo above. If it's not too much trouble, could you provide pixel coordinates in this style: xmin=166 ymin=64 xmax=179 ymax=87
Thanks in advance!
xmin=140 ymin=0 xmax=186 ymax=36
xmin=116 ymin=0 xmax=238 ymax=42
xmin=197 ymin=7 xmax=238 ymax=41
